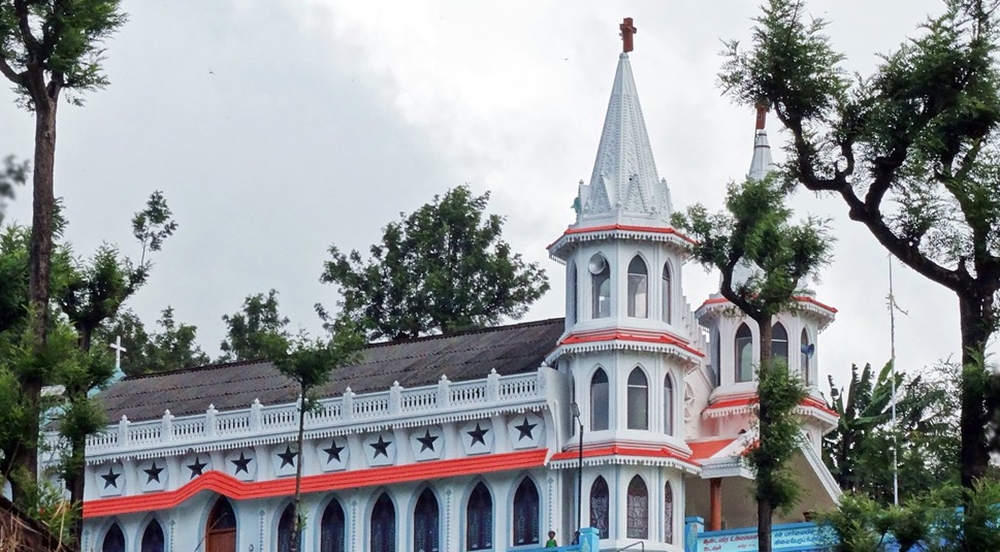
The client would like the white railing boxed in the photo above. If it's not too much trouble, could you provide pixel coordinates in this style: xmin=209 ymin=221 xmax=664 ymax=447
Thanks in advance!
xmin=88 ymin=368 xmax=550 ymax=455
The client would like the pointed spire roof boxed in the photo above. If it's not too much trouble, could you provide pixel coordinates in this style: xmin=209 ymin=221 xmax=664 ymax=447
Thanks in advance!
xmin=574 ymin=52 xmax=672 ymax=227
xmin=748 ymin=103 xmax=774 ymax=181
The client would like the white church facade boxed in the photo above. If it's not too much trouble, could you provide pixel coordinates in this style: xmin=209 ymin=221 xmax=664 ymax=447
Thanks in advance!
xmin=66 ymin=21 xmax=841 ymax=552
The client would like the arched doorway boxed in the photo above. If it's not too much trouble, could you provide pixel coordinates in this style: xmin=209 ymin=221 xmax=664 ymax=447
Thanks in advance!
xmin=206 ymin=498 xmax=237 ymax=552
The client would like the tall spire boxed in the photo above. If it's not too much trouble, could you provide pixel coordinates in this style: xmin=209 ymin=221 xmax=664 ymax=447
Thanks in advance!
xmin=748 ymin=102 xmax=774 ymax=181
xmin=574 ymin=19 xmax=671 ymax=227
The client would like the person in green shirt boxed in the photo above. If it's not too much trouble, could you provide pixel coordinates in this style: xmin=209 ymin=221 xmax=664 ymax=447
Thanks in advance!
xmin=545 ymin=530 xmax=558 ymax=548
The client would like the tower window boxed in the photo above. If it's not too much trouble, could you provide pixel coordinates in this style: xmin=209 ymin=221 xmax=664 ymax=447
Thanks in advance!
xmin=568 ymin=262 xmax=579 ymax=325
xmin=664 ymin=374 xmax=674 ymax=436
xmin=662 ymin=263 xmax=673 ymax=323
xmin=772 ymin=323 xmax=789 ymax=365
xmin=735 ymin=323 xmax=753 ymax=383
xmin=627 ymin=368 xmax=649 ymax=430
xmin=627 ymin=256 xmax=648 ymax=318
xmin=626 ymin=475 xmax=649 ymax=539
xmin=664 ymin=482 xmax=674 ymax=544
xmin=590 ymin=369 xmax=609 ymax=431
xmin=590 ymin=476 xmax=610 ymax=539
xmin=590 ymin=254 xmax=611 ymax=319
xmin=801 ymin=329 xmax=813 ymax=386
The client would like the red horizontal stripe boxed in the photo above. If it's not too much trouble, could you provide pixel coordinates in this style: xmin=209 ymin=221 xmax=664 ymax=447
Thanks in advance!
xmin=558 ymin=330 xmax=704 ymax=358
xmin=698 ymin=295 xmax=837 ymax=314
xmin=84 ymin=449 xmax=547 ymax=518
xmin=550 ymin=443 xmax=696 ymax=466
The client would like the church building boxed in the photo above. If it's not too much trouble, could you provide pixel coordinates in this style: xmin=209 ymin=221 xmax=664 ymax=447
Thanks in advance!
xmin=67 ymin=19 xmax=840 ymax=552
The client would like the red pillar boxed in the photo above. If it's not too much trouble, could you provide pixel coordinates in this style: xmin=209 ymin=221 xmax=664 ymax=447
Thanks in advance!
xmin=709 ymin=478 xmax=723 ymax=531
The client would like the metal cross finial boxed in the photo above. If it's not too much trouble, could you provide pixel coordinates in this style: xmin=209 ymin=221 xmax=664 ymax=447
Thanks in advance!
xmin=109 ymin=335 xmax=127 ymax=373
xmin=620 ymin=17 xmax=637 ymax=53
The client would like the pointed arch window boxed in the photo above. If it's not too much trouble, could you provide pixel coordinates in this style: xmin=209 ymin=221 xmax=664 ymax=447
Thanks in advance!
xmin=371 ymin=492 xmax=396 ymax=552
xmin=710 ymin=328 xmax=721 ymax=387
xmin=590 ymin=254 xmax=611 ymax=319
xmin=626 ymin=475 xmax=649 ymax=539
xmin=512 ymin=478 xmax=540 ymax=546
xmin=772 ymin=323 xmax=789 ymax=365
xmin=466 ymin=482 xmax=493 ymax=550
xmin=589 ymin=476 xmax=610 ymax=539
xmin=664 ymin=482 xmax=675 ymax=544
xmin=801 ymin=329 xmax=813 ymax=386
xmin=627 ymin=368 xmax=649 ymax=430
xmin=414 ymin=489 xmax=440 ymax=552
xmin=590 ymin=369 xmax=609 ymax=431
xmin=662 ymin=263 xmax=673 ymax=323
xmin=141 ymin=520 xmax=165 ymax=552
xmin=207 ymin=498 xmax=237 ymax=552
xmin=664 ymin=374 xmax=675 ymax=436
xmin=321 ymin=499 xmax=346 ymax=552
xmin=627 ymin=256 xmax=648 ymax=318
xmin=278 ymin=504 xmax=301 ymax=552
xmin=735 ymin=323 xmax=753 ymax=383
xmin=568 ymin=262 xmax=579 ymax=325
xmin=103 ymin=523 xmax=125 ymax=552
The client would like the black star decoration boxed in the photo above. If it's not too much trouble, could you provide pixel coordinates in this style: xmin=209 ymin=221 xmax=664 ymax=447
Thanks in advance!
xmin=101 ymin=466 xmax=121 ymax=489
xmin=515 ymin=417 xmax=538 ymax=441
xmin=323 ymin=440 xmax=345 ymax=463
xmin=187 ymin=456 xmax=208 ymax=479
xmin=230 ymin=451 xmax=253 ymax=474
xmin=467 ymin=423 xmax=490 ymax=446
xmin=277 ymin=446 xmax=298 ymax=468
xmin=369 ymin=435 xmax=392 ymax=458
xmin=416 ymin=429 xmax=439 ymax=452
xmin=143 ymin=461 xmax=164 ymax=484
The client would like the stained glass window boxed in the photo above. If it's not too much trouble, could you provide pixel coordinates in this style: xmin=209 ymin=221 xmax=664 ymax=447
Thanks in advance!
xmin=664 ymin=482 xmax=674 ymax=544
xmin=590 ymin=476 xmax=610 ymax=539
xmin=321 ymin=499 xmax=345 ymax=552
xmin=466 ymin=483 xmax=493 ymax=550
xmin=512 ymin=478 xmax=540 ymax=545
xmin=371 ymin=493 xmax=396 ymax=552
xmin=626 ymin=476 xmax=648 ymax=539
xmin=413 ymin=489 xmax=440 ymax=552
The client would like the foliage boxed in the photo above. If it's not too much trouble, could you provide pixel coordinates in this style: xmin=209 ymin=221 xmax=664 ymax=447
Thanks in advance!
xmin=721 ymin=0 xmax=1000 ymax=508
xmin=131 ymin=190 xmax=176 ymax=269
xmin=219 ymin=289 xmax=290 ymax=361
xmin=321 ymin=185 xmax=549 ymax=340
xmin=825 ymin=362 xmax=959 ymax=504
xmin=97 ymin=307 xmax=209 ymax=376
xmin=0 ymin=155 xmax=27 ymax=224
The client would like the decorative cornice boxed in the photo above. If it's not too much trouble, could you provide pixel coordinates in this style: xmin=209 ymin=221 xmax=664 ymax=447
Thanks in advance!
xmin=545 ymin=328 xmax=703 ymax=366
xmin=548 ymin=224 xmax=693 ymax=259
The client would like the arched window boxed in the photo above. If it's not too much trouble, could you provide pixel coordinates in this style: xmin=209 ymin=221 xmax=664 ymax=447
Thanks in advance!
xmin=590 ymin=369 xmax=609 ymax=431
xmin=466 ymin=483 xmax=493 ymax=550
xmin=735 ymin=323 xmax=753 ymax=383
xmin=664 ymin=374 xmax=674 ymax=436
xmin=371 ymin=492 xmax=396 ymax=552
xmin=801 ymin=329 xmax=813 ymax=386
xmin=568 ymin=262 xmax=579 ymax=325
xmin=626 ymin=475 xmax=649 ymax=539
xmin=664 ymin=482 xmax=674 ymax=544
xmin=277 ymin=504 xmax=301 ymax=552
xmin=662 ymin=263 xmax=673 ymax=323
xmin=512 ymin=478 xmax=540 ymax=546
xmin=141 ymin=519 xmax=165 ymax=552
xmin=589 ymin=476 xmax=610 ymax=539
xmin=627 ymin=256 xmax=648 ymax=318
xmin=206 ymin=498 xmax=237 ymax=552
xmin=710 ymin=328 xmax=721 ymax=387
xmin=627 ymin=368 xmax=649 ymax=430
xmin=321 ymin=499 xmax=346 ymax=552
xmin=590 ymin=254 xmax=611 ymax=319
xmin=413 ymin=489 xmax=440 ymax=552
xmin=102 ymin=523 xmax=125 ymax=552
xmin=772 ymin=323 xmax=789 ymax=365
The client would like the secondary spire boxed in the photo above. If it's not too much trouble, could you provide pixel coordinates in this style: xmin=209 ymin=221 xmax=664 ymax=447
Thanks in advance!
xmin=748 ymin=102 xmax=774 ymax=181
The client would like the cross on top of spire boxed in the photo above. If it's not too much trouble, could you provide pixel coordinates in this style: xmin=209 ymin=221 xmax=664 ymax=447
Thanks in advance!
xmin=620 ymin=17 xmax=637 ymax=53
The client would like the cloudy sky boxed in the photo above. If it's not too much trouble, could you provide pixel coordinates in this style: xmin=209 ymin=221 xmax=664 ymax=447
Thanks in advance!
xmin=0 ymin=0 xmax=976 ymax=389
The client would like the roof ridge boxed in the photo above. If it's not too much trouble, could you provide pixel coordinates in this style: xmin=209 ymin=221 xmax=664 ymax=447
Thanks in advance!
xmin=366 ymin=317 xmax=565 ymax=349
xmin=123 ymin=357 xmax=270 ymax=381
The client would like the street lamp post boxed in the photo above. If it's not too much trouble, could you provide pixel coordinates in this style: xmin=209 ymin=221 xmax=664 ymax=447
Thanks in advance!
xmin=570 ymin=402 xmax=584 ymax=538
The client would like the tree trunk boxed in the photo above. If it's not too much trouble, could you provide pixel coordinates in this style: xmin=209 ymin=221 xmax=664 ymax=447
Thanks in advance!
xmin=12 ymin=97 xmax=58 ymax=503
xmin=290 ymin=389 xmax=306 ymax=552
xmin=756 ymin=316 xmax=773 ymax=552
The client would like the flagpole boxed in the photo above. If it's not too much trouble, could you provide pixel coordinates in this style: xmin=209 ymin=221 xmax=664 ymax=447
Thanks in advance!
xmin=889 ymin=258 xmax=899 ymax=506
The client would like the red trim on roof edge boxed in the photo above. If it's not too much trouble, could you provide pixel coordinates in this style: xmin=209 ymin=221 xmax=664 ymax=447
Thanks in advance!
xmin=549 ymin=224 xmax=697 ymax=248
xmin=703 ymin=395 xmax=838 ymax=419
xmin=550 ymin=443 xmax=698 ymax=466
xmin=687 ymin=439 xmax=736 ymax=462
xmin=83 ymin=449 xmax=547 ymax=518
xmin=697 ymin=295 xmax=837 ymax=314
xmin=558 ymin=329 xmax=704 ymax=358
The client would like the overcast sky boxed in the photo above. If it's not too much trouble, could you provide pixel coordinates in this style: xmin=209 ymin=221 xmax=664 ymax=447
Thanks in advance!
xmin=0 ymin=0 xmax=981 ymax=390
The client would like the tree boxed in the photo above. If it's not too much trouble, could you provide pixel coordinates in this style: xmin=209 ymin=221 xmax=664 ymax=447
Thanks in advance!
xmin=270 ymin=328 xmax=364 ymax=552
xmin=98 ymin=307 xmax=210 ymax=376
xmin=219 ymin=289 xmax=290 ymax=361
xmin=0 ymin=155 xmax=28 ymax=225
xmin=825 ymin=362 xmax=959 ymax=504
xmin=321 ymin=185 xmax=549 ymax=340
xmin=673 ymin=174 xmax=832 ymax=552
xmin=1 ymin=0 xmax=127 ymax=498
xmin=720 ymin=1 xmax=1000 ymax=516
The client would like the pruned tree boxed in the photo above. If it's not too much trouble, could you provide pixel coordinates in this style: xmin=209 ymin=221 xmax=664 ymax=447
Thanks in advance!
xmin=321 ymin=185 xmax=549 ymax=340
xmin=0 ymin=0 xmax=127 ymax=498
xmin=219 ymin=289 xmax=290 ymax=361
xmin=720 ymin=3 xmax=1000 ymax=522
xmin=673 ymin=174 xmax=832 ymax=552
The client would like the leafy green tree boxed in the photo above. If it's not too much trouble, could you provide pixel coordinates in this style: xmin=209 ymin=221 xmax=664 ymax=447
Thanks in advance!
xmin=0 ymin=155 xmax=28 ymax=225
xmin=98 ymin=307 xmax=210 ymax=376
xmin=321 ymin=185 xmax=549 ymax=340
xmin=1 ymin=0 xmax=127 ymax=497
xmin=220 ymin=289 xmax=290 ymax=361
xmin=673 ymin=174 xmax=831 ymax=552
xmin=720 ymin=1 xmax=1000 ymax=514
xmin=270 ymin=328 xmax=364 ymax=552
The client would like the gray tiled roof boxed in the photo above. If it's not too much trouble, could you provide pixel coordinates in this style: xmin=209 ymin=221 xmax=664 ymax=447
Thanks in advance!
xmin=97 ymin=318 xmax=565 ymax=423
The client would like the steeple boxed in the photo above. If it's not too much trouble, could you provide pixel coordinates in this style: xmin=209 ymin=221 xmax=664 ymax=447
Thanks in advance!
xmin=574 ymin=20 xmax=672 ymax=228
xmin=748 ymin=102 xmax=774 ymax=181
